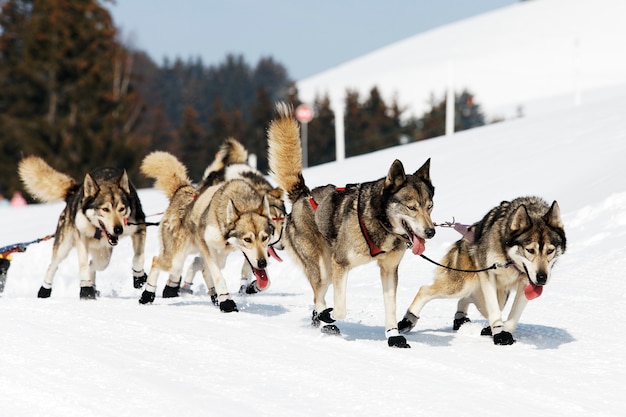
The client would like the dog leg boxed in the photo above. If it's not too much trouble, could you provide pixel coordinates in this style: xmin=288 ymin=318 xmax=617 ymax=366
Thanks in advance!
xmin=139 ymin=256 xmax=163 ymax=304
xmin=131 ymin=227 xmax=147 ymax=288
xmin=197 ymin=242 xmax=237 ymax=313
xmin=453 ymin=298 xmax=472 ymax=330
xmin=180 ymin=256 xmax=204 ymax=295
xmin=479 ymin=272 xmax=515 ymax=345
xmin=162 ymin=275 xmax=181 ymax=298
xmin=38 ymin=236 xmax=73 ymax=298
xmin=503 ymin=281 xmax=529 ymax=334
xmin=379 ymin=254 xmax=410 ymax=348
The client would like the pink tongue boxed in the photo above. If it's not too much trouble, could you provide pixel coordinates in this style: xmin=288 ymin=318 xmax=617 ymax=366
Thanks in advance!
xmin=268 ymin=246 xmax=283 ymax=262
xmin=253 ymin=268 xmax=270 ymax=289
xmin=412 ymin=235 xmax=426 ymax=255
xmin=524 ymin=283 xmax=543 ymax=300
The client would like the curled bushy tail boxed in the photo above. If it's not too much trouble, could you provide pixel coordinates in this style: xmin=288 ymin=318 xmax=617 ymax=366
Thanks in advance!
xmin=202 ymin=137 xmax=249 ymax=180
xmin=18 ymin=156 xmax=77 ymax=202
xmin=140 ymin=151 xmax=192 ymax=200
xmin=267 ymin=102 xmax=309 ymax=203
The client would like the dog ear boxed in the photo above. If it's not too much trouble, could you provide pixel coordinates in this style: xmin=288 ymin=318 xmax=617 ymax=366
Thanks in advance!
xmin=226 ymin=200 xmax=239 ymax=224
xmin=118 ymin=170 xmax=131 ymax=194
xmin=261 ymin=195 xmax=271 ymax=218
xmin=384 ymin=159 xmax=406 ymax=192
xmin=544 ymin=200 xmax=563 ymax=229
xmin=413 ymin=158 xmax=431 ymax=183
xmin=269 ymin=187 xmax=284 ymax=200
xmin=510 ymin=205 xmax=531 ymax=232
xmin=83 ymin=173 xmax=99 ymax=199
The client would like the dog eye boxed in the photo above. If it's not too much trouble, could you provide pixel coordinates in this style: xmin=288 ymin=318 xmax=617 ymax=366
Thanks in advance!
xmin=406 ymin=205 xmax=417 ymax=211
xmin=526 ymin=248 xmax=535 ymax=255
xmin=546 ymin=248 xmax=554 ymax=255
xmin=244 ymin=237 xmax=252 ymax=243
xmin=102 ymin=208 xmax=110 ymax=213
xmin=118 ymin=207 xmax=126 ymax=213
xmin=427 ymin=203 xmax=433 ymax=210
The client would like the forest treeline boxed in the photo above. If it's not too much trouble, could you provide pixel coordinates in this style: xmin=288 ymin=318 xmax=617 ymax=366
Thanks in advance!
xmin=0 ymin=0 xmax=486 ymax=196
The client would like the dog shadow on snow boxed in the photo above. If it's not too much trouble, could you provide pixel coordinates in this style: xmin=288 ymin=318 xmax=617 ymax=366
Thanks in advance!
xmin=341 ymin=321 xmax=575 ymax=350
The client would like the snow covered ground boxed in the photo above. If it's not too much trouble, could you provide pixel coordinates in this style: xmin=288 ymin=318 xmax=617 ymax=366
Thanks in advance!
xmin=1 ymin=81 xmax=625 ymax=416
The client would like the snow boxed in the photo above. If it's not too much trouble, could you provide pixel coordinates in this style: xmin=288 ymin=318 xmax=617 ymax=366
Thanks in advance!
xmin=2 ymin=84 xmax=625 ymax=416
xmin=3 ymin=3 xmax=626 ymax=415
xmin=297 ymin=0 xmax=626 ymax=120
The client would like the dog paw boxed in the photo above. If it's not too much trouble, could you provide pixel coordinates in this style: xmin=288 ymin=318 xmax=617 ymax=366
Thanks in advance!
xmin=453 ymin=316 xmax=471 ymax=331
xmin=388 ymin=335 xmax=411 ymax=348
xmin=320 ymin=324 xmax=341 ymax=335
xmin=219 ymin=299 xmax=238 ymax=313
xmin=79 ymin=286 xmax=97 ymax=300
xmin=210 ymin=293 xmax=218 ymax=306
xmin=398 ymin=312 xmax=418 ymax=334
xmin=162 ymin=283 xmax=180 ymax=298
xmin=37 ymin=286 xmax=52 ymax=298
xmin=133 ymin=273 xmax=147 ymax=289
xmin=138 ymin=290 xmax=155 ymax=304
xmin=493 ymin=331 xmax=516 ymax=345
xmin=239 ymin=280 xmax=262 ymax=295
xmin=480 ymin=326 xmax=492 ymax=336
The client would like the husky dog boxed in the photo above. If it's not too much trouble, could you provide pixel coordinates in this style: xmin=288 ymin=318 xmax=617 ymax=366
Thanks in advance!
xmin=267 ymin=103 xmax=436 ymax=348
xmin=138 ymin=151 xmax=273 ymax=312
xmin=398 ymin=196 xmax=566 ymax=345
xmin=18 ymin=156 xmax=147 ymax=299
xmin=180 ymin=138 xmax=285 ymax=296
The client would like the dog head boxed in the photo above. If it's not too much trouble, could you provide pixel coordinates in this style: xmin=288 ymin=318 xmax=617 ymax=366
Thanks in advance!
xmin=82 ymin=170 xmax=132 ymax=246
xmin=384 ymin=159 xmax=436 ymax=255
xmin=506 ymin=200 xmax=566 ymax=288
xmin=225 ymin=196 xmax=273 ymax=288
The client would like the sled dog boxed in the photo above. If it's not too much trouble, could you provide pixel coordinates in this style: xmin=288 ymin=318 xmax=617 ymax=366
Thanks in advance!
xmin=18 ymin=156 xmax=147 ymax=299
xmin=138 ymin=151 xmax=273 ymax=312
xmin=398 ymin=196 xmax=566 ymax=345
xmin=181 ymin=138 xmax=285 ymax=296
xmin=267 ymin=103 xmax=436 ymax=348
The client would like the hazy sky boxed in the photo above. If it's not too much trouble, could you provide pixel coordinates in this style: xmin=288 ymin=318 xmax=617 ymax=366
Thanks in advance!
xmin=107 ymin=0 xmax=518 ymax=80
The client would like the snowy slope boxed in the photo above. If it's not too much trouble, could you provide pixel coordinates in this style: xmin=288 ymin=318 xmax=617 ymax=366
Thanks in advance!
xmin=297 ymin=0 xmax=626 ymax=120
xmin=1 ymin=81 xmax=625 ymax=416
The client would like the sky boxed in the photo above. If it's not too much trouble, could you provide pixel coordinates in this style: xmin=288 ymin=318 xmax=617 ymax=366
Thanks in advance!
xmin=106 ymin=0 xmax=518 ymax=80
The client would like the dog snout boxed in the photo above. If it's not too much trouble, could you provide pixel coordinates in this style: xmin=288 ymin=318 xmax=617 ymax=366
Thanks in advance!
xmin=113 ymin=225 xmax=124 ymax=236
xmin=425 ymin=228 xmax=436 ymax=239
xmin=536 ymin=272 xmax=548 ymax=285
xmin=257 ymin=259 xmax=267 ymax=269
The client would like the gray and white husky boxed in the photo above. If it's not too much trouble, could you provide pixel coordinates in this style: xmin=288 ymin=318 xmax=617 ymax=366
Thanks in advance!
xmin=398 ymin=196 xmax=567 ymax=345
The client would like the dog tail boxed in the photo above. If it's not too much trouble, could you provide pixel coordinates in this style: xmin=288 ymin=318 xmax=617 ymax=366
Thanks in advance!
xmin=140 ymin=151 xmax=192 ymax=200
xmin=202 ymin=137 xmax=249 ymax=180
xmin=267 ymin=102 xmax=309 ymax=203
xmin=18 ymin=156 xmax=77 ymax=202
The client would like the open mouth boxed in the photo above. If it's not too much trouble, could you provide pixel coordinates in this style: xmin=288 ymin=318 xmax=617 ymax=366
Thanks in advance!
xmin=522 ymin=264 xmax=543 ymax=300
xmin=98 ymin=221 xmax=119 ymax=246
xmin=252 ymin=267 xmax=270 ymax=289
xmin=402 ymin=220 xmax=425 ymax=255
xmin=267 ymin=245 xmax=283 ymax=262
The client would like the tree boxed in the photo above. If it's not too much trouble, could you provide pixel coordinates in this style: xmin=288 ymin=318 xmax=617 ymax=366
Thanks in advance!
xmin=307 ymin=94 xmax=335 ymax=166
xmin=417 ymin=89 xmax=485 ymax=140
xmin=0 ymin=0 xmax=149 ymax=193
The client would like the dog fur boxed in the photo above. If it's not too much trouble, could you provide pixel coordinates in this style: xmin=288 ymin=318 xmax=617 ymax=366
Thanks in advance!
xmin=267 ymin=103 xmax=436 ymax=348
xmin=18 ymin=156 xmax=147 ymax=299
xmin=181 ymin=138 xmax=285 ymax=296
xmin=398 ymin=196 xmax=566 ymax=345
xmin=138 ymin=151 xmax=273 ymax=312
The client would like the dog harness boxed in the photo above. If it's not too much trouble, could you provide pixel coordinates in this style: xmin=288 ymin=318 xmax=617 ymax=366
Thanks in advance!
xmin=308 ymin=186 xmax=385 ymax=257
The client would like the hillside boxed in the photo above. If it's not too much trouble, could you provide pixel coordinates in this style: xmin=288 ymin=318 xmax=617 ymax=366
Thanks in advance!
xmin=297 ymin=0 xmax=626 ymax=120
